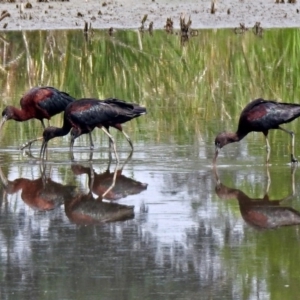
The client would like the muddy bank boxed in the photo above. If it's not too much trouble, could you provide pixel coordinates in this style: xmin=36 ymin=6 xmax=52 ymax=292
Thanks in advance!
xmin=0 ymin=0 xmax=300 ymax=31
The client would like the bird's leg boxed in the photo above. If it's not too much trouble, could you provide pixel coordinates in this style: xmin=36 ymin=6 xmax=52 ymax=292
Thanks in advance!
xmin=41 ymin=120 xmax=46 ymax=129
xmin=89 ymin=133 xmax=94 ymax=150
xmin=20 ymin=119 xmax=46 ymax=151
xmin=278 ymin=126 xmax=298 ymax=163
xmin=101 ymin=127 xmax=119 ymax=163
xmin=107 ymin=137 xmax=113 ymax=166
xmin=264 ymin=134 xmax=271 ymax=164
xmin=265 ymin=164 xmax=271 ymax=195
xmin=121 ymin=130 xmax=134 ymax=150
xmin=19 ymin=136 xmax=43 ymax=151
xmin=88 ymin=162 xmax=95 ymax=191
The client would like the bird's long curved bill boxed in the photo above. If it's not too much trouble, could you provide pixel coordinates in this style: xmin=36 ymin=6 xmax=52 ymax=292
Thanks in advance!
xmin=0 ymin=116 xmax=7 ymax=133
xmin=213 ymin=147 xmax=219 ymax=165
xmin=40 ymin=140 xmax=48 ymax=159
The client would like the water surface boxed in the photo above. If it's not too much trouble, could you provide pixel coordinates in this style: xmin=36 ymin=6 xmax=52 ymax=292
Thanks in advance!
xmin=1 ymin=28 xmax=300 ymax=300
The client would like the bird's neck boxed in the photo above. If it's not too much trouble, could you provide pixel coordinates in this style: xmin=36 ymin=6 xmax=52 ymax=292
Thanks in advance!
xmin=53 ymin=122 xmax=72 ymax=138
xmin=226 ymin=132 xmax=246 ymax=143
xmin=10 ymin=107 xmax=34 ymax=121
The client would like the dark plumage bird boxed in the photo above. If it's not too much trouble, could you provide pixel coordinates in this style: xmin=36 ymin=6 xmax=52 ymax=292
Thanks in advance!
xmin=40 ymin=98 xmax=146 ymax=161
xmin=0 ymin=86 xmax=75 ymax=149
xmin=70 ymin=98 xmax=146 ymax=151
xmin=214 ymin=98 xmax=300 ymax=164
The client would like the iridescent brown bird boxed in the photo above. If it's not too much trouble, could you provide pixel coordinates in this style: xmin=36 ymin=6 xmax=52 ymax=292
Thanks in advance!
xmin=213 ymin=98 xmax=300 ymax=164
xmin=40 ymin=98 xmax=146 ymax=161
xmin=69 ymin=98 xmax=146 ymax=152
xmin=0 ymin=86 xmax=75 ymax=149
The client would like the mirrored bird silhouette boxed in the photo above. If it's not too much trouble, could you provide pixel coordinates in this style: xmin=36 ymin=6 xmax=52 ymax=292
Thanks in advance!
xmin=213 ymin=167 xmax=300 ymax=229
xmin=214 ymin=98 xmax=300 ymax=164
xmin=0 ymin=164 xmax=77 ymax=211
xmin=64 ymin=192 xmax=135 ymax=225
xmin=71 ymin=151 xmax=147 ymax=201
xmin=0 ymin=86 xmax=75 ymax=150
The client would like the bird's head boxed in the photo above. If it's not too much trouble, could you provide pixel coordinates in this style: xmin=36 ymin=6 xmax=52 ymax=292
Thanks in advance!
xmin=42 ymin=126 xmax=58 ymax=142
xmin=213 ymin=132 xmax=234 ymax=164
xmin=70 ymin=128 xmax=80 ymax=140
xmin=214 ymin=132 xmax=231 ymax=150
xmin=1 ymin=106 xmax=14 ymax=120
xmin=0 ymin=107 xmax=13 ymax=132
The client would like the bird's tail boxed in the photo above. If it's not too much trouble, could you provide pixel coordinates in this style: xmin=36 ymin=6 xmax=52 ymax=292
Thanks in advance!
xmin=103 ymin=98 xmax=147 ymax=116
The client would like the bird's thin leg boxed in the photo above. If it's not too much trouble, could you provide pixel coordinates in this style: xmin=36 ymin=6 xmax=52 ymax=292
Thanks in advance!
xmin=120 ymin=149 xmax=133 ymax=171
xmin=264 ymin=134 xmax=271 ymax=164
xmin=121 ymin=130 xmax=134 ymax=150
xmin=101 ymin=127 xmax=119 ymax=163
xmin=20 ymin=136 xmax=43 ymax=151
xmin=265 ymin=164 xmax=271 ymax=195
xmin=106 ymin=127 xmax=113 ymax=160
xmin=41 ymin=120 xmax=46 ymax=129
xmin=89 ymin=162 xmax=95 ymax=191
xmin=278 ymin=126 xmax=298 ymax=163
xmin=89 ymin=133 xmax=94 ymax=150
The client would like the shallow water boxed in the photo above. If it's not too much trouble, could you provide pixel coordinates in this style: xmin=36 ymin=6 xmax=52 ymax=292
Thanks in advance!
xmin=1 ymin=28 xmax=300 ymax=299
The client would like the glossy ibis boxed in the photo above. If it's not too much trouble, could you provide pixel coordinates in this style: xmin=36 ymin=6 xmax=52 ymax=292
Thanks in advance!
xmin=70 ymin=98 xmax=147 ymax=152
xmin=40 ymin=98 xmax=146 ymax=162
xmin=0 ymin=86 xmax=75 ymax=149
xmin=213 ymin=98 xmax=300 ymax=164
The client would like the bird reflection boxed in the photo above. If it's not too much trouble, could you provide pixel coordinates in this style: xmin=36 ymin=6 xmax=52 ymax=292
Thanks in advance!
xmin=71 ymin=151 xmax=148 ymax=201
xmin=213 ymin=167 xmax=300 ymax=229
xmin=0 ymin=164 xmax=77 ymax=211
xmin=64 ymin=192 xmax=135 ymax=225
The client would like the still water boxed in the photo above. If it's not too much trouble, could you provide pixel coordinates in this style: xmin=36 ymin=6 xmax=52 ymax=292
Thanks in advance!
xmin=1 ymin=28 xmax=300 ymax=299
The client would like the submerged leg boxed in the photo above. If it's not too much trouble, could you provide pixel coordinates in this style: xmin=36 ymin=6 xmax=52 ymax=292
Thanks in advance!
xmin=279 ymin=126 xmax=298 ymax=163
xmin=101 ymin=127 xmax=119 ymax=163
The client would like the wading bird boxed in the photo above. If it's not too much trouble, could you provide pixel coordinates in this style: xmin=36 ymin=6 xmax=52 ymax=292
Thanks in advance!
xmin=70 ymin=98 xmax=146 ymax=151
xmin=0 ymin=86 xmax=75 ymax=149
xmin=40 ymin=98 xmax=146 ymax=162
xmin=213 ymin=98 xmax=300 ymax=164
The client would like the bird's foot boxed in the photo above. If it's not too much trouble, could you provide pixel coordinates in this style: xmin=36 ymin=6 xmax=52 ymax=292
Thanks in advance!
xmin=19 ymin=142 xmax=32 ymax=151
xmin=291 ymin=154 xmax=298 ymax=164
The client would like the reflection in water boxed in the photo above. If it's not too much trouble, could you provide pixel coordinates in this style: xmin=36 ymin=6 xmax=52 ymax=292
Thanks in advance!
xmin=0 ymin=164 xmax=76 ymax=211
xmin=214 ymin=167 xmax=300 ymax=229
xmin=64 ymin=192 xmax=135 ymax=225
xmin=66 ymin=154 xmax=138 ymax=225
xmin=71 ymin=152 xmax=148 ymax=201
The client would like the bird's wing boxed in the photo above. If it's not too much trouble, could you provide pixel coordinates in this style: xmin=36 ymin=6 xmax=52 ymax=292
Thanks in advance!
xmin=37 ymin=87 xmax=75 ymax=116
xmin=239 ymin=99 xmax=300 ymax=131
xmin=70 ymin=102 xmax=119 ymax=127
